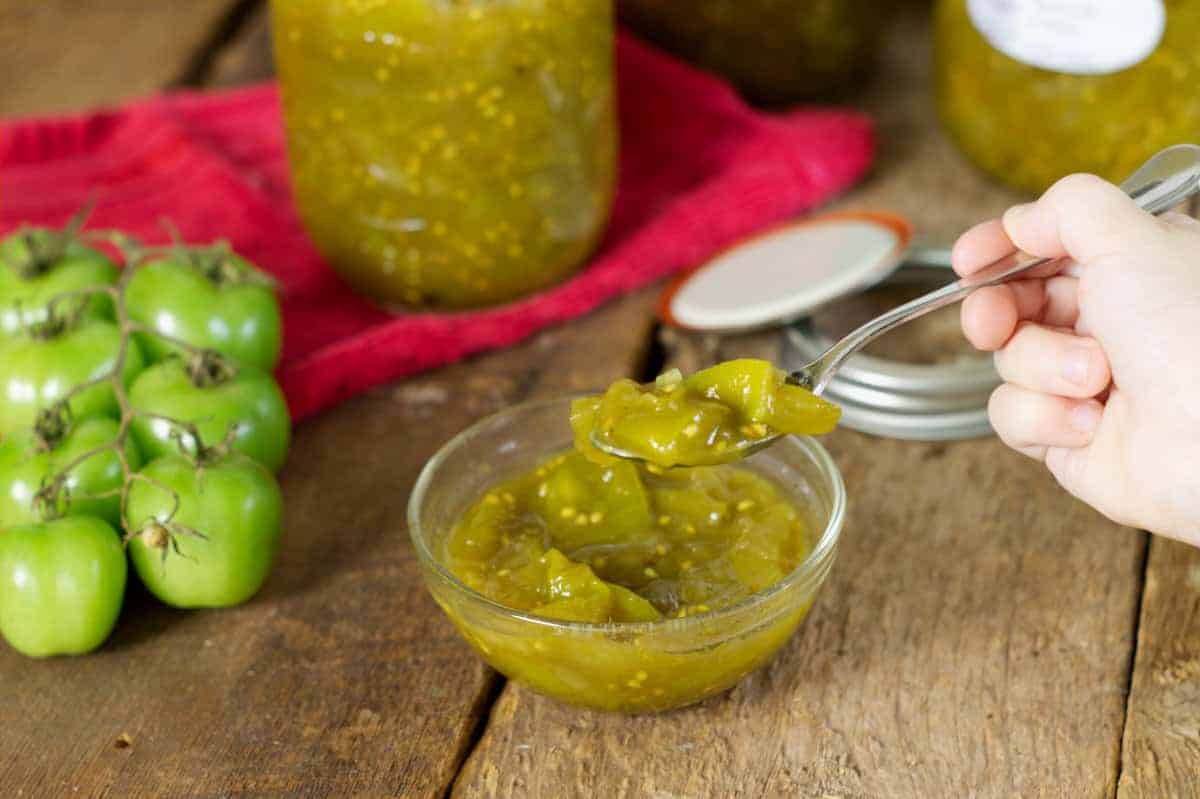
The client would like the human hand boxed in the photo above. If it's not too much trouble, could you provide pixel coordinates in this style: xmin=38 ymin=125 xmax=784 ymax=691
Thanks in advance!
xmin=953 ymin=174 xmax=1200 ymax=545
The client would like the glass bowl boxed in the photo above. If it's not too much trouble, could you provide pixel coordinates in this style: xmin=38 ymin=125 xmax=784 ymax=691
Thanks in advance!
xmin=408 ymin=395 xmax=846 ymax=713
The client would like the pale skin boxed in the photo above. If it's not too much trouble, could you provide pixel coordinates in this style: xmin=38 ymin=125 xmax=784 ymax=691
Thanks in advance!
xmin=953 ymin=174 xmax=1200 ymax=546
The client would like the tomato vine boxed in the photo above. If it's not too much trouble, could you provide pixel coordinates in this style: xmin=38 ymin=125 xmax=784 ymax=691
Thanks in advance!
xmin=0 ymin=209 xmax=287 ymax=654
xmin=25 ymin=218 xmax=251 ymax=561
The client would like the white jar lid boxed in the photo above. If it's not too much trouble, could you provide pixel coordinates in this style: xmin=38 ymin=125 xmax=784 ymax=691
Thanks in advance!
xmin=659 ymin=211 xmax=913 ymax=332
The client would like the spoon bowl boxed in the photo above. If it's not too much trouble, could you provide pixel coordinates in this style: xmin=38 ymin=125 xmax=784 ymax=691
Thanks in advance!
xmin=588 ymin=426 xmax=783 ymax=462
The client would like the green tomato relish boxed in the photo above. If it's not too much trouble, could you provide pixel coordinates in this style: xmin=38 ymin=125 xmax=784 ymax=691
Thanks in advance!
xmin=571 ymin=359 xmax=840 ymax=468
xmin=445 ymin=359 xmax=840 ymax=623
xmin=445 ymin=450 xmax=814 ymax=624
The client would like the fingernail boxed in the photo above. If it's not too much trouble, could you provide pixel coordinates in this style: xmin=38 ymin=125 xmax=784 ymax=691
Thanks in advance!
xmin=1069 ymin=402 xmax=1102 ymax=432
xmin=1004 ymin=203 xmax=1033 ymax=225
xmin=1162 ymin=211 xmax=1200 ymax=231
xmin=1063 ymin=348 xmax=1093 ymax=386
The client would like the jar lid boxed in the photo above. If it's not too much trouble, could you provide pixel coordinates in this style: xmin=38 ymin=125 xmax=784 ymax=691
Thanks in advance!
xmin=658 ymin=211 xmax=913 ymax=332
xmin=657 ymin=214 xmax=997 ymax=441
xmin=782 ymin=249 xmax=999 ymax=441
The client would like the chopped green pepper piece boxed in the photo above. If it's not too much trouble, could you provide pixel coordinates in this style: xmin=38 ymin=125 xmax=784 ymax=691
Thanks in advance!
xmin=571 ymin=359 xmax=840 ymax=467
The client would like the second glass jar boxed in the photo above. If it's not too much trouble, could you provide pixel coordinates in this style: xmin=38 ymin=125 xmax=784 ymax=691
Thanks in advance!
xmin=619 ymin=0 xmax=882 ymax=106
xmin=271 ymin=0 xmax=617 ymax=309
xmin=935 ymin=0 xmax=1200 ymax=194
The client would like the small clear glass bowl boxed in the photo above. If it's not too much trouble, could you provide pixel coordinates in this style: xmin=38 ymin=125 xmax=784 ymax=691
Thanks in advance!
xmin=408 ymin=395 xmax=846 ymax=713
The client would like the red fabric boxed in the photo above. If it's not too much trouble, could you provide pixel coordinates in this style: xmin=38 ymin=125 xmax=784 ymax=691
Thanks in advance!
xmin=0 ymin=34 xmax=873 ymax=422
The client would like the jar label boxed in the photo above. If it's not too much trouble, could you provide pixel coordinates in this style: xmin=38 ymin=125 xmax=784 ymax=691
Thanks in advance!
xmin=967 ymin=0 xmax=1166 ymax=75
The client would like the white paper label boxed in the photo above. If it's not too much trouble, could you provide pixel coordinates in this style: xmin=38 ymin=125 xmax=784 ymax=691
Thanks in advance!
xmin=967 ymin=0 xmax=1166 ymax=75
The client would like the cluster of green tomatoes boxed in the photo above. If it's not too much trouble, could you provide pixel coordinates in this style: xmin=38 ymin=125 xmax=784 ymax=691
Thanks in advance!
xmin=0 ymin=217 xmax=289 ymax=658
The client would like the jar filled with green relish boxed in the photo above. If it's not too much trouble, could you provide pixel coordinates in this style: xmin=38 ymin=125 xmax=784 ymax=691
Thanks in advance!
xmin=270 ymin=0 xmax=617 ymax=309
xmin=935 ymin=0 xmax=1200 ymax=194
xmin=618 ymin=0 xmax=882 ymax=105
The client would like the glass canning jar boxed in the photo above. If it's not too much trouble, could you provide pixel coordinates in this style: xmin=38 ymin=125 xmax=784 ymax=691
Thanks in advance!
xmin=935 ymin=0 xmax=1200 ymax=194
xmin=271 ymin=0 xmax=617 ymax=309
xmin=619 ymin=0 xmax=883 ymax=105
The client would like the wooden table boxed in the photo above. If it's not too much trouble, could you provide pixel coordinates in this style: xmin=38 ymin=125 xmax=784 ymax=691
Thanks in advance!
xmin=3 ymin=3 xmax=1198 ymax=797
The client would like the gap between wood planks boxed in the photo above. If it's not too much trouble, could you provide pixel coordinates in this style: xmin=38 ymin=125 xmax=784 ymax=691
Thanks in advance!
xmin=1112 ymin=535 xmax=1150 ymax=795
xmin=444 ymin=676 xmax=508 ymax=799
xmin=440 ymin=321 xmax=669 ymax=799
xmin=172 ymin=0 xmax=266 ymax=88
xmin=1110 ymin=192 xmax=1200 ymax=797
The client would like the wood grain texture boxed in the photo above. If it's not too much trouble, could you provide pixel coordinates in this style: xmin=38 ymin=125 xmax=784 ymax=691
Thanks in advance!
xmin=0 ymin=290 xmax=659 ymax=798
xmin=0 ymin=1 xmax=244 ymax=116
xmin=1117 ymin=538 xmax=1200 ymax=799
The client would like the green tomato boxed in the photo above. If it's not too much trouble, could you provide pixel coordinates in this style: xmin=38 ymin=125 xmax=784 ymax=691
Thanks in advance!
xmin=129 ymin=359 xmax=291 ymax=472
xmin=0 ymin=319 xmax=145 ymax=435
xmin=0 ymin=417 xmax=142 ymax=528
xmin=0 ymin=229 xmax=118 ymax=337
xmin=0 ymin=516 xmax=126 ymax=657
xmin=127 ymin=453 xmax=283 ymax=609
xmin=125 ymin=251 xmax=282 ymax=371
xmin=0 ymin=226 xmax=118 ymax=335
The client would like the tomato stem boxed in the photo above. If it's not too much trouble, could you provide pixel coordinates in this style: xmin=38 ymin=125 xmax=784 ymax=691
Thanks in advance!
xmin=126 ymin=322 xmax=212 ymax=360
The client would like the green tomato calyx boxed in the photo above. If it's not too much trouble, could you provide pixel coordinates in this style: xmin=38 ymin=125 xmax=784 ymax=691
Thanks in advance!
xmin=183 ymin=244 xmax=275 ymax=290
xmin=193 ymin=435 xmax=240 ymax=468
xmin=5 ymin=205 xmax=96 ymax=279
xmin=139 ymin=522 xmax=169 ymax=551
xmin=33 ymin=404 xmax=73 ymax=452
xmin=11 ymin=229 xmax=70 ymax=279
xmin=136 ymin=520 xmax=208 ymax=565
xmin=24 ymin=300 xmax=87 ymax=341
xmin=32 ymin=475 xmax=69 ymax=522
xmin=186 ymin=350 xmax=238 ymax=389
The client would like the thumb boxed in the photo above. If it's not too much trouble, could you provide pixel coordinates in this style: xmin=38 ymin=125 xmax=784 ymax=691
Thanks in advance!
xmin=1043 ymin=446 xmax=1117 ymax=522
xmin=1003 ymin=173 xmax=1165 ymax=265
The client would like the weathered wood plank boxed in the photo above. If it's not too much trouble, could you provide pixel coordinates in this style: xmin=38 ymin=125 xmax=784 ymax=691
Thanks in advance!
xmin=0 ymin=1 xmax=245 ymax=116
xmin=451 ymin=7 xmax=1148 ymax=798
xmin=1117 ymin=538 xmax=1200 ymax=798
xmin=0 ymin=289 xmax=660 ymax=797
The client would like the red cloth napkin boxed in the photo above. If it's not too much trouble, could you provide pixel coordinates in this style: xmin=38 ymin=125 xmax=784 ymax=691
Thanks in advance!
xmin=0 ymin=35 xmax=873 ymax=422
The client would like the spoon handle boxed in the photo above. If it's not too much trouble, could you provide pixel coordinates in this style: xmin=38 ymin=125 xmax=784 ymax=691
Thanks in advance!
xmin=796 ymin=144 xmax=1200 ymax=394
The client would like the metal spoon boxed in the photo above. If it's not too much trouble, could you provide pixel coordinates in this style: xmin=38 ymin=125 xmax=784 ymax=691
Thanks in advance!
xmin=593 ymin=143 xmax=1200 ymax=462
